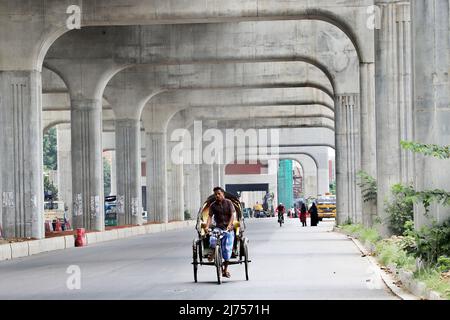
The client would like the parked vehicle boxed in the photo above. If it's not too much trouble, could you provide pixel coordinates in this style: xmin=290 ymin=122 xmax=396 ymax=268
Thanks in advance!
xmin=254 ymin=210 xmax=269 ymax=218
xmin=242 ymin=208 xmax=252 ymax=218
xmin=105 ymin=196 xmax=118 ymax=227
xmin=316 ymin=194 xmax=336 ymax=221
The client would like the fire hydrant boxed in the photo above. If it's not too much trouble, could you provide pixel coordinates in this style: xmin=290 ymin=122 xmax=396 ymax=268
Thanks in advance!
xmin=75 ymin=228 xmax=87 ymax=247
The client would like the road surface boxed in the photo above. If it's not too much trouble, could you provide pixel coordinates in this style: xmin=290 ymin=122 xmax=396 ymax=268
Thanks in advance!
xmin=0 ymin=218 xmax=398 ymax=300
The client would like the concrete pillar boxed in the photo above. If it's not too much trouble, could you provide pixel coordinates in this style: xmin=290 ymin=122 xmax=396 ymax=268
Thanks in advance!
xmin=110 ymin=151 xmax=117 ymax=196
xmin=335 ymin=94 xmax=362 ymax=225
xmin=268 ymin=159 xmax=278 ymax=210
xmin=213 ymin=163 xmax=221 ymax=188
xmin=146 ymin=132 xmax=168 ymax=223
xmin=304 ymin=172 xmax=318 ymax=199
xmin=375 ymin=0 xmax=413 ymax=235
xmin=115 ymin=119 xmax=143 ymax=226
xmin=412 ymin=0 xmax=450 ymax=226
xmin=218 ymin=164 xmax=225 ymax=188
xmin=295 ymin=156 xmax=318 ymax=199
xmin=0 ymin=71 xmax=44 ymax=239
xmin=166 ymin=113 xmax=186 ymax=222
xmin=172 ymin=162 xmax=185 ymax=221
xmin=315 ymin=152 xmax=330 ymax=196
xmin=397 ymin=2 xmax=414 ymax=184
xmin=57 ymin=124 xmax=72 ymax=224
xmin=184 ymin=164 xmax=201 ymax=218
xmin=71 ymin=98 xmax=104 ymax=231
xmin=200 ymin=164 xmax=214 ymax=201
xmin=360 ymin=62 xmax=378 ymax=227
xmin=317 ymin=167 xmax=330 ymax=195
xmin=166 ymin=138 xmax=185 ymax=222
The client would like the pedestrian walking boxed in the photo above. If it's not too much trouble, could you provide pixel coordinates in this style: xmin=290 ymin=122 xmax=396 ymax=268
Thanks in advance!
xmin=309 ymin=202 xmax=319 ymax=226
xmin=299 ymin=202 xmax=307 ymax=227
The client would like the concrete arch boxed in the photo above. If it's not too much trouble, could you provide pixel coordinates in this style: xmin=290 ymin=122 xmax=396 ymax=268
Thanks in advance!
xmin=280 ymin=156 xmax=318 ymax=199
xmin=43 ymin=121 xmax=69 ymax=135
xmin=142 ymin=86 xmax=335 ymax=134
xmin=45 ymin=20 xmax=357 ymax=98
xmin=39 ymin=10 xmax=362 ymax=234
xmin=223 ymin=153 xmax=320 ymax=200
xmin=100 ymin=59 xmax=336 ymax=122
xmin=23 ymin=1 xmax=371 ymax=71
xmin=176 ymin=105 xmax=335 ymax=129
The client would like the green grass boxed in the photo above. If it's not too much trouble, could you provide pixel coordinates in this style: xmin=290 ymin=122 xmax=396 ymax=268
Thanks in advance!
xmin=340 ymin=224 xmax=380 ymax=244
xmin=375 ymin=240 xmax=415 ymax=271
xmin=338 ymin=223 xmax=449 ymax=299
xmin=414 ymin=268 xmax=450 ymax=299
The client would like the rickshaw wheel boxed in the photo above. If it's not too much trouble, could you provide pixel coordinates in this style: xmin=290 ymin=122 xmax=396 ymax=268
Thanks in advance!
xmin=215 ymin=245 xmax=222 ymax=285
xmin=243 ymin=240 xmax=249 ymax=281
xmin=192 ymin=240 xmax=198 ymax=283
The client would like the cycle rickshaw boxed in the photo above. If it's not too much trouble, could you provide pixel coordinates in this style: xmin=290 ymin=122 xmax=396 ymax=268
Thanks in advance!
xmin=192 ymin=192 xmax=250 ymax=284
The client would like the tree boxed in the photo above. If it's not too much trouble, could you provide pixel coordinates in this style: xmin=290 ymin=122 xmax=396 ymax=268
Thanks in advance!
xmin=104 ymin=157 xmax=111 ymax=196
xmin=43 ymin=127 xmax=57 ymax=170
xmin=329 ymin=181 xmax=336 ymax=195
xmin=44 ymin=175 xmax=58 ymax=201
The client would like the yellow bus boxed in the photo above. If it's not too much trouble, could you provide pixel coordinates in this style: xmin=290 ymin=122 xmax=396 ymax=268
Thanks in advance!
xmin=316 ymin=194 xmax=336 ymax=220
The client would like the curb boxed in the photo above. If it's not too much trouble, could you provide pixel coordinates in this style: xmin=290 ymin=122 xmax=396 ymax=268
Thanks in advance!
xmin=0 ymin=220 xmax=197 ymax=262
xmin=333 ymin=227 xmax=446 ymax=300
xmin=350 ymin=236 xmax=418 ymax=300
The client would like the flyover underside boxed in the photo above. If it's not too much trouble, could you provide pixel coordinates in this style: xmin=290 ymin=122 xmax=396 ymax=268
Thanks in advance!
xmin=1 ymin=0 xmax=448 ymax=239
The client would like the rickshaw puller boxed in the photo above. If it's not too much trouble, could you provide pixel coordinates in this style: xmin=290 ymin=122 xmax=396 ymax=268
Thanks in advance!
xmin=205 ymin=187 xmax=235 ymax=278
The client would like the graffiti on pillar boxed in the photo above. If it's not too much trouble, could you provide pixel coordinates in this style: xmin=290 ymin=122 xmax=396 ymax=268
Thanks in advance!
xmin=117 ymin=195 xmax=125 ymax=214
xmin=2 ymin=192 xmax=14 ymax=208
xmin=30 ymin=194 xmax=37 ymax=209
xmin=131 ymin=198 xmax=139 ymax=216
xmin=90 ymin=196 xmax=100 ymax=217
xmin=73 ymin=194 xmax=83 ymax=216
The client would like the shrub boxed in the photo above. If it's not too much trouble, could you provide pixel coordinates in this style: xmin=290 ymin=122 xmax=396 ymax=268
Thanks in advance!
xmin=375 ymin=239 xmax=415 ymax=271
xmin=184 ymin=210 xmax=191 ymax=220
xmin=385 ymin=184 xmax=415 ymax=235
xmin=360 ymin=227 xmax=381 ymax=244
xmin=412 ymin=219 xmax=450 ymax=266
xmin=357 ymin=171 xmax=377 ymax=204
xmin=437 ymin=256 xmax=450 ymax=273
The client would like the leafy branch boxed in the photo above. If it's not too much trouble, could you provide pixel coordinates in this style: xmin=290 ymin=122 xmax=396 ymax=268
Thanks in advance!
xmin=411 ymin=190 xmax=450 ymax=215
xmin=400 ymin=141 xmax=450 ymax=159
xmin=398 ymin=141 xmax=450 ymax=215
xmin=357 ymin=171 xmax=377 ymax=204
xmin=391 ymin=184 xmax=450 ymax=216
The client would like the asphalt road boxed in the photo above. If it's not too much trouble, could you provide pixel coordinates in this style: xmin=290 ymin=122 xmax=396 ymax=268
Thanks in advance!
xmin=0 ymin=218 xmax=398 ymax=300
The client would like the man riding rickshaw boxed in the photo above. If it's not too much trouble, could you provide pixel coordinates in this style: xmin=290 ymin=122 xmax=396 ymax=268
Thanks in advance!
xmin=192 ymin=187 xmax=250 ymax=284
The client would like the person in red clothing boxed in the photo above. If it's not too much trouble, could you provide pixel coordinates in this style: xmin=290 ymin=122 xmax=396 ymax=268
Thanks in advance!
xmin=299 ymin=202 xmax=307 ymax=227
xmin=276 ymin=203 xmax=285 ymax=223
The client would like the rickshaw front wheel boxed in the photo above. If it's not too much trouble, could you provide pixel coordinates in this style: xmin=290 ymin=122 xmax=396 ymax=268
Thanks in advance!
xmin=214 ymin=245 xmax=222 ymax=285
xmin=243 ymin=239 xmax=249 ymax=281
xmin=192 ymin=240 xmax=198 ymax=283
